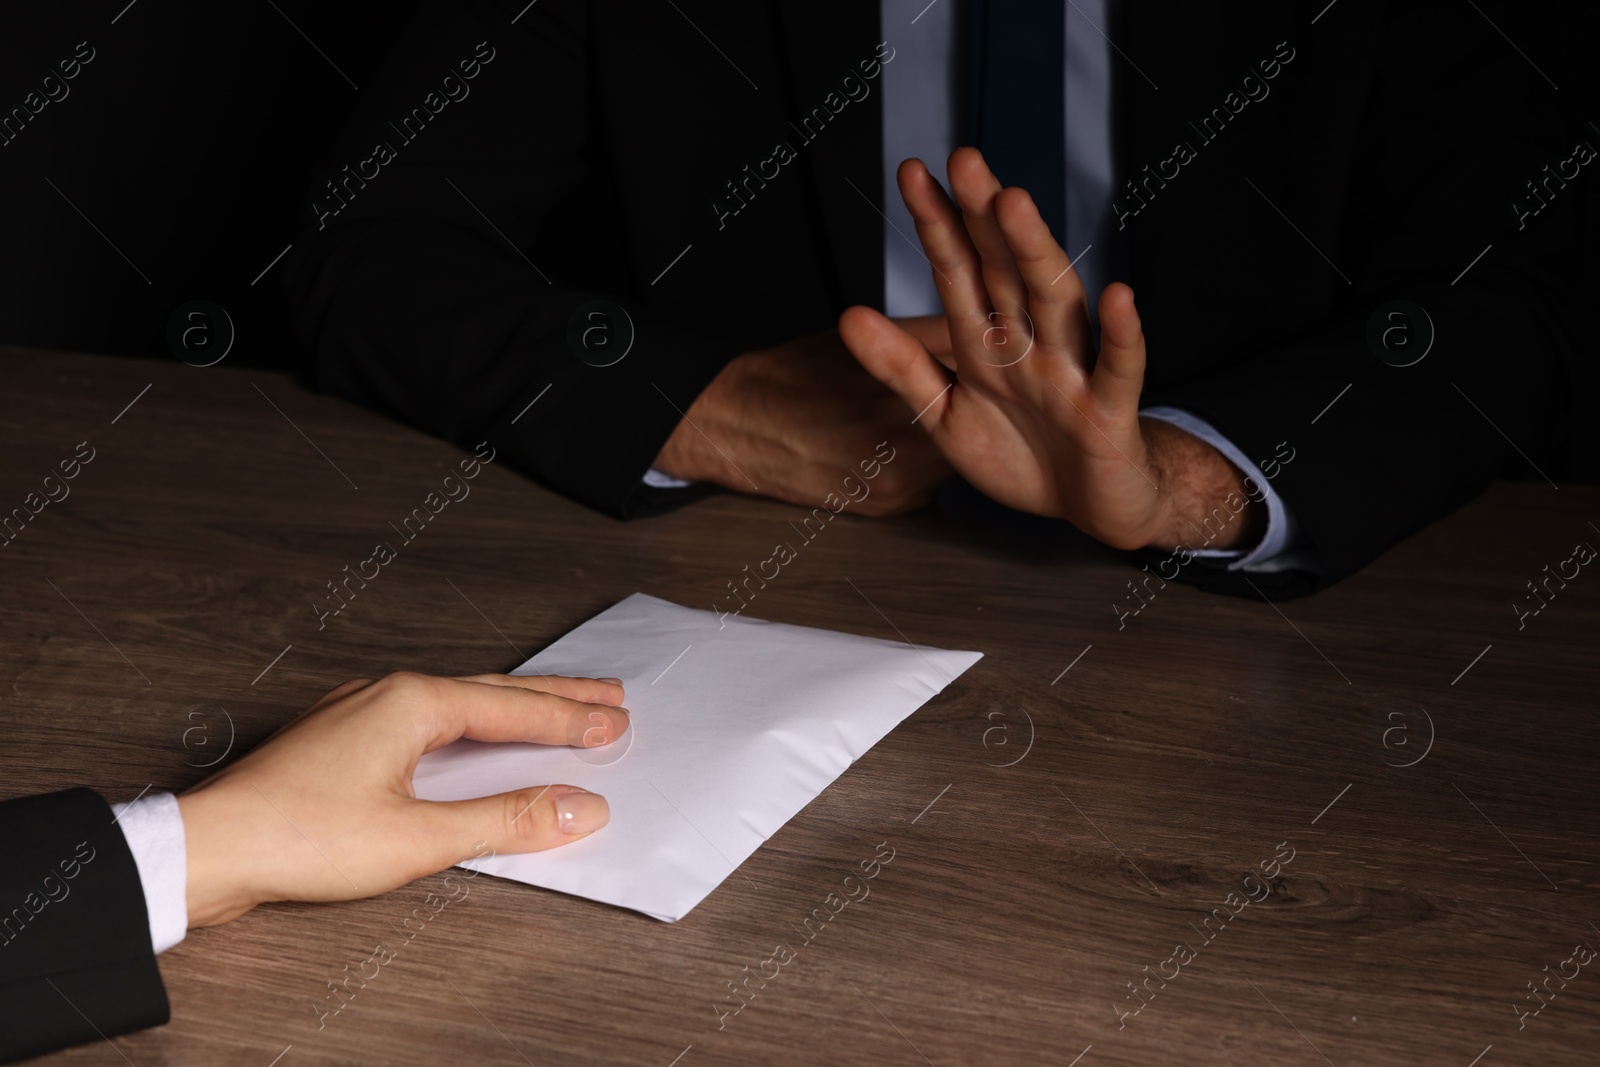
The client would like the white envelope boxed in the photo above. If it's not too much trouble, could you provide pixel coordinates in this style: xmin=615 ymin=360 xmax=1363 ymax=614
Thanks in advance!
xmin=412 ymin=592 xmax=981 ymax=921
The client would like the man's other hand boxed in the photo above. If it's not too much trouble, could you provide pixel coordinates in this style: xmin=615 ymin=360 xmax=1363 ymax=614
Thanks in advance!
xmin=652 ymin=320 xmax=955 ymax=517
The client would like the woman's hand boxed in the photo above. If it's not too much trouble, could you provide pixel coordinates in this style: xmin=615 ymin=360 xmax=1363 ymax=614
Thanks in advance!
xmin=178 ymin=671 xmax=629 ymax=927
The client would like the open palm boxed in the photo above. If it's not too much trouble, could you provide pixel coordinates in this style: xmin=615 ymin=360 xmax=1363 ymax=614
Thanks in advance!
xmin=840 ymin=148 xmax=1172 ymax=550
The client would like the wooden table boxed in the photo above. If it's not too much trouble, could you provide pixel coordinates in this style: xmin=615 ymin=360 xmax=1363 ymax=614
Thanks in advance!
xmin=3 ymin=348 xmax=1597 ymax=1066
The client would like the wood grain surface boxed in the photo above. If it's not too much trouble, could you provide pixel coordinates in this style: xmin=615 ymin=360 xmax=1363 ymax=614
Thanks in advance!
xmin=2 ymin=348 xmax=1596 ymax=1066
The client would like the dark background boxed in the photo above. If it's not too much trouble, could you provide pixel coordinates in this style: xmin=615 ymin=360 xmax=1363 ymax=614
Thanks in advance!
xmin=0 ymin=1 xmax=424 ymax=368
xmin=1 ymin=1 xmax=1596 ymax=371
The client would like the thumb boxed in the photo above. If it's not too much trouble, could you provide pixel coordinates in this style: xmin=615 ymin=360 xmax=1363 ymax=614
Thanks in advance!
xmin=1092 ymin=283 xmax=1146 ymax=414
xmin=839 ymin=305 xmax=954 ymax=429
xmin=423 ymin=784 xmax=610 ymax=865
xmin=892 ymin=313 xmax=955 ymax=368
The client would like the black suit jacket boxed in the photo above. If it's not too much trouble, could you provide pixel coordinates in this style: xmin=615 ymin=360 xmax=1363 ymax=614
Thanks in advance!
xmin=286 ymin=0 xmax=1596 ymax=596
xmin=0 ymin=789 xmax=167 ymax=1064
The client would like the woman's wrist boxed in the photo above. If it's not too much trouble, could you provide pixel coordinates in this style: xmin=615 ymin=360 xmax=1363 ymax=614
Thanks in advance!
xmin=178 ymin=785 xmax=260 ymax=928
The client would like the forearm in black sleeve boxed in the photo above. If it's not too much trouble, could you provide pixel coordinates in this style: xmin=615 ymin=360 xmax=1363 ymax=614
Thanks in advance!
xmin=0 ymin=788 xmax=168 ymax=1064
xmin=1143 ymin=6 xmax=1591 ymax=597
xmin=285 ymin=0 xmax=739 ymax=518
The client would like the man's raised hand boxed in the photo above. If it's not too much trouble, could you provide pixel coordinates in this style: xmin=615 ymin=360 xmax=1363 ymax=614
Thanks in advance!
xmin=840 ymin=148 xmax=1262 ymax=552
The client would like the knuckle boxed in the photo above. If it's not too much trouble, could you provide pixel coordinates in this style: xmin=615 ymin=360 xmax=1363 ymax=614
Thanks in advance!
xmin=873 ymin=466 xmax=913 ymax=503
xmin=503 ymin=789 xmax=551 ymax=846
xmin=378 ymin=670 xmax=433 ymax=700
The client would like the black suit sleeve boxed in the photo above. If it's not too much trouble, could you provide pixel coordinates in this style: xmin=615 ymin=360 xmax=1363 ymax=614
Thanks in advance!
xmin=284 ymin=0 xmax=736 ymax=519
xmin=0 ymin=789 xmax=168 ymax=1065
xmin=1140 ymin=6 xmax=1593 ymax=597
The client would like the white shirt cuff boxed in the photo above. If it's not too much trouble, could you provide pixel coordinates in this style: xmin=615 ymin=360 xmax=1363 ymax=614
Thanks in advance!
xmin=643 ymin=467 xmax=693 ymax=489
xmin=111 ymin=792 xmax=188 ymax=954
xmin=1140 ymin=406 xmax=1315 ymax=573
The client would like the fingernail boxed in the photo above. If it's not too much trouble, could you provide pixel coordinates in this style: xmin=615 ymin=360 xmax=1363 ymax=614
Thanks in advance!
xmin=556 ymin=791 xmax=610 ymax=835
xmin=596 ymin=709 xmax=632 ymax=745
xmin=597 ymin=677 xmax=622 ymax=685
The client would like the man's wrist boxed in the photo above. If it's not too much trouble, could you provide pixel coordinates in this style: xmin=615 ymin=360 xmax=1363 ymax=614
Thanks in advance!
xmin=650 ymin=416 xmax=701 ymax=482
xmin=1141 ymin=417 xmax=1267 ymax=552
xmin=653 ymin=360 xmax=724 ymax=483
xmin=651 ymin=352 xmax=750 ymax=486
